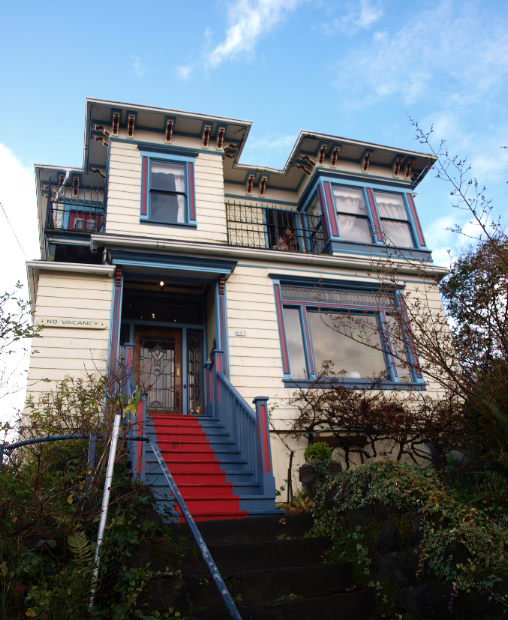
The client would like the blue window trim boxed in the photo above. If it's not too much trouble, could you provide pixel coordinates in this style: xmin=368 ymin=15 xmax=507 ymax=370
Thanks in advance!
xmin=139 ymin=148 xmax=197 ymax=229
xmin=296 ymin=172 xmax=427 ymax=254
xmin=272 ymin=277 xmax=424 ymax=388
xmin=370 ymin=188 xmax=417 ymax=250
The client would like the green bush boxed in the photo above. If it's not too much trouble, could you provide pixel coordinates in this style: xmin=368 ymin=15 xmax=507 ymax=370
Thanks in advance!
xmin=304 ymin=442 xmax=333 ymax=463
xmin=312 ymin=459 xmax=508 ymax=609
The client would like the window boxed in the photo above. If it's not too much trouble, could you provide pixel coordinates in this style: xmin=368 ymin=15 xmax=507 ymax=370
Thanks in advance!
xmin=306 ymin=195 xmax=326 ymax=254
xmin=275 ymin=282 xmax=420 ymax=386
xmin=307 ymin=311 xmax=386 ymax=379
xmin=150 ymin=161 xmax=186 ymax=223
xmin=283 ymin=307 xmax=307 ymax=379
xmin=140 ymin=148 xmax=197 ymax=227
xmin=374 ymin=192 xmax=414 ymax=248
xmin=333 ymin=186 xmax=372 ymax=243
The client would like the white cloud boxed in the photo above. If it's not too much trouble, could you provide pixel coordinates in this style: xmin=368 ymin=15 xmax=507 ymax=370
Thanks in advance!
xmin=240 ymin=134 xmax=297 ymax=166
xmin=177 ymin=65 xmax=192 ymax=81
xmin=333 ymin=2 xmax=508 ymax=108
xmin=0 ymin=144 xmax=40 ymax=426
xmin=131 ymin=55 xmax=152 ymax=77
xmin=324 ymin=0 xmax=383 ymax=35
xmin=207 ymin=0 xmax=304 ymax=68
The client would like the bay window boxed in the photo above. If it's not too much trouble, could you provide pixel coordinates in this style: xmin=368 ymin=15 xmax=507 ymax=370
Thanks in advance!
xmin=333 ymin=186 xmax=372 ymax=243
xmin=374 ymin=191 xmax=414 ymax=248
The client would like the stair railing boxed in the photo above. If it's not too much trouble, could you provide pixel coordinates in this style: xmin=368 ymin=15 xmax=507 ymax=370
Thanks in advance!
xmin=148 ymin=437 xmax=242 ymax=620
xmin=205 ymin=350 xmax=276 ymax=496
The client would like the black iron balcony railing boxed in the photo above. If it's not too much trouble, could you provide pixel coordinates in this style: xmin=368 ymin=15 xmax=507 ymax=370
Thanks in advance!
xmin=226 ymin=201 xmax=326 ymax=255
xmin=45 ymin=182 xmax=105 ymax=234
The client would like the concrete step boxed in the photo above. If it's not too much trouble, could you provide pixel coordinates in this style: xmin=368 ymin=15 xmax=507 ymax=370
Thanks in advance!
xmin=185 ymin=562 xmax=354 ymax=610
xmin=182 ymin=537 xmax=332 ymax=576
xmin=179 ymin=513 xmax=313 ymax=546
xmin=194 ymin=590 xmax=375 ymax=620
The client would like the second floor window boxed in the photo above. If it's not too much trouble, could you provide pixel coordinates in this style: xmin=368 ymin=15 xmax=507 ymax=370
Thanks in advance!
xmin=374 ymin=191 xmax=414 ymax=248
xmin=149 ymin=161 xmax=186 ymax=224
xmin=333 ymin=186 xmax=372 ymax=243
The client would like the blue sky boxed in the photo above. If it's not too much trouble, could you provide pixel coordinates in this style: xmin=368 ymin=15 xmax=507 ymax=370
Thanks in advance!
xmin=0 ymin=0 xmax=507 ymax=414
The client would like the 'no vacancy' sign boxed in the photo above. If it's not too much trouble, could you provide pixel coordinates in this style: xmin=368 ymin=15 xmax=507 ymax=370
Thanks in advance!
xmin=36 ymin=317 xmax=108 ymax=329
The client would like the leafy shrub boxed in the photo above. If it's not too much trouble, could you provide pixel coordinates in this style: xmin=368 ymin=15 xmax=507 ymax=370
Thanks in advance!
xmin=312 ymin=459 xmax=508 ymax=608
xmin=304 ymin=442 xmax=333 ymax=463
xmin=0 ymin=376 xmax=185 ymax=620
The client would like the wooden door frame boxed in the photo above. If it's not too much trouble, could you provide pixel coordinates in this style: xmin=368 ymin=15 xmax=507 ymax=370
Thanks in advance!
xmin=134 ymin=326 xmax=183 ymax=415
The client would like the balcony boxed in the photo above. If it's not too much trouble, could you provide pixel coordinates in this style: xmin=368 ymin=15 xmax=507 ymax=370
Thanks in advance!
xmin=226 ymin=201 xmax=326 ymax=255
xmin=45 ymin=183 xmax=105 ymax=236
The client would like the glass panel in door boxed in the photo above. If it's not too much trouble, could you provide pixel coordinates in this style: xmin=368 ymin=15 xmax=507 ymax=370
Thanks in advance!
xmin=134 ymin=327 xmax=183 ymax=415
xmin=187 ymin=332 xmax=203 ymax=415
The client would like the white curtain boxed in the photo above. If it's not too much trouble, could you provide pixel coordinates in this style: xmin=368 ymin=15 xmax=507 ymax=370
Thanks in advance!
xmin=375 ymin=192 xmax=406 ymax=219
xmin=333 ymin=187 xmax=366 ymax=215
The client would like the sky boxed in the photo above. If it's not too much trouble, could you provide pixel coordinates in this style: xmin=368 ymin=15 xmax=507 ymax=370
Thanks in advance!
xmin=0 ymin=0 xmax=507 ymax=418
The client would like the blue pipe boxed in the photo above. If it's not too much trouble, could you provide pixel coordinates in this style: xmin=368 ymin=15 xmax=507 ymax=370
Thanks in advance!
xmin=148 ymin=438 xmax=242 ymax=620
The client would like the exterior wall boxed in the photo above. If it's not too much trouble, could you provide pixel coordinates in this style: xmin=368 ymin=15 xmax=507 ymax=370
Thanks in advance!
xmin=224 ymin=258 xmax=449 ymax=490
xmin=26 ymin=270 xmax=114 ymax=405
xmin=106 ymin=141 xmax=227 ymax=243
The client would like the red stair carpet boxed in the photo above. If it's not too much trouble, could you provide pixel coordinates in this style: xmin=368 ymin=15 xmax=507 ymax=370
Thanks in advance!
xmin=151 ymin=414 xmax=247 ymax=522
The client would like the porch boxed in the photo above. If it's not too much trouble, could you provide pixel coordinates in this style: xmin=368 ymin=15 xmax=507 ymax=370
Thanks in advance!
xmin=106 ymin=252 xmax=279 ymax=521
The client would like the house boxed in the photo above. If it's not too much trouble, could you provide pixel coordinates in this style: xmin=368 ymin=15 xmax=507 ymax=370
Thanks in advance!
xmin=26 ymin=98 xmax=446 ymax=520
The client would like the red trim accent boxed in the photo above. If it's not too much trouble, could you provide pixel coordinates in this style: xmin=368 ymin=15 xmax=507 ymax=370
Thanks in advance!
xmin=68 ymin=212 xmax=102 ymax=232
xmin=165 ymin=120 xmax=173 ymax=143
xmin=300 ymin=154 xmax=316 ymax=167
xmin=295 ymin=163 xmax=311 ymax=176
xmin=189 ymin=162 xmax=195 ymax=220
xmin=318 ymin=145 xmax=327 ymax=165
xmin=72 ymin=177 xmax=79 ymax=197
xmin=381 ymin=310 xmax=398 ymax=378
xmin=366 ymin=188 xmax=382 ymax=239
xmin=112 ymin=112 xmax=120 ymax=136
xmin=362 ymin=152 xmax=372 ymax=172
xmin=259 ymin=177 xmax=267 ymax=196
xmin=203 ymin=126 xmax=211 ymax=147
xmin=324 ymin=182 xmax=339 ymax=237
xmin=256 ymin=416 xmax=264 ymax=474
xmin=217 ymin=127 xmax=225 ymax=149
xmin=275 ymin=286 xmax=290 ymax=374
xmin=404 ymin=159 xmax=415 ymax=179
xmin=260 ymin=405 xmax=270 ymax=473
xmin=302 ymin=312 xmax=314 ymax=374
xmin=141 ymin=158 xmax=147 ymax=215
xmin=331 ymin=147 xmax=339 ymax=167
xmin=136 ymin=401 xmax=143 ymax=475
xmin=127 ymin=348 xmax=132 ymax=366
xmin=399 ymin=297 xmax=422 ymax=378
xmin=246 ymin=174 xmax=254 ymax=194
xmin=219 ymin=294 xmax=227 ymax=376
xmin=127 ymin=115 xmax=135 ymax=138
xmin=406 ymin=194 xmax=425 ymax=246
xmin=317 ymin=185 xmax=330 ymax=239
xmin=216 ymin=354 xmax=221 ymax=402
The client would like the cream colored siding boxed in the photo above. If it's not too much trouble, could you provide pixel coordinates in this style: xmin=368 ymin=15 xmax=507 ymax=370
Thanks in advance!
xmin=26 ymin=271 xmax=113 ymax=404
xmin=106 ymin=142 xmax=227 ymax=243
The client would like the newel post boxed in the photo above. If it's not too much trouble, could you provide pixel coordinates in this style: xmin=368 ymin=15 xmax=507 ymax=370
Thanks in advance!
xmin=253 ymin=397 xmax=276 ymax=496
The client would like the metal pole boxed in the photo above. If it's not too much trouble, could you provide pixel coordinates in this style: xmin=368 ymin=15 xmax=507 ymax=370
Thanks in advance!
xmin=90 ymin=414 xmax=121 ymax=606
xmin=149 ymin=439 xmax=242 ymax=620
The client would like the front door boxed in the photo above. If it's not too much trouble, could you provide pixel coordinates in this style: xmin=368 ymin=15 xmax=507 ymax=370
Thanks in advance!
xmin=134 ymin=327 xmax=183 ymax=415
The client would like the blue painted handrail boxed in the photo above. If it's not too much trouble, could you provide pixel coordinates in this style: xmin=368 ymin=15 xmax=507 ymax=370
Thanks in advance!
xmin=148 ymin=438 xmax=242 ymax=620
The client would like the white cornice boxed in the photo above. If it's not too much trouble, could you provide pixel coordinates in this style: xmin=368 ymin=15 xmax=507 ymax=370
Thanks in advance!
xmin=90 ymin=234 xmax=448 ymax=278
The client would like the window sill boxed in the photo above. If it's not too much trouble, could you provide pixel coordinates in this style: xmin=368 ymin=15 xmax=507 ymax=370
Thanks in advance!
xmin=282 ymin=377 xmax=426 ymax=391
xmin=140 ymin=219 xmax=198 ymax=230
